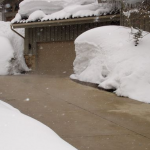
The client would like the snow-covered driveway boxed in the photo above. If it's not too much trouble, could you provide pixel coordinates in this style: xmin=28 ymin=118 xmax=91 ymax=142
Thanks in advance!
xmin=0 ymin=74 xmax=150 ymax=150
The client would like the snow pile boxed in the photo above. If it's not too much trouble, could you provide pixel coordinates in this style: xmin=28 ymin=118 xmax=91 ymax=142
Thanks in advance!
xmin=0 ymin=21 xmax=29 ymax=75
xmin=0 ymin=100 xmax=77 ymax=150
xmin=71 ymin=26 xmax=150 ymax=103
xmin=18 ymin=0 xmax=96 ymax=17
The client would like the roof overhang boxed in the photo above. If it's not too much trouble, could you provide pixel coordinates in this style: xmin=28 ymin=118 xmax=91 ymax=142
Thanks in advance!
xmin=12 ymin=14 xmax=120 ymax=29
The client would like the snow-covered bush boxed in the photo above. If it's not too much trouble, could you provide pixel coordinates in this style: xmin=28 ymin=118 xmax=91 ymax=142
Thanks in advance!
xmin=131 ymin=27 xmax=143 ymax=46
xmin=0 ymin=21 xmax=29 ymax=75
xmin=71 ymin=26 xmax=150 ymax=103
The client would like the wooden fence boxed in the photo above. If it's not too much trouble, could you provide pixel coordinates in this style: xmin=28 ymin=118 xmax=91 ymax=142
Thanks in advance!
xmin=120 ymin=0 xmax=150 ymax=32
xmin=120 ymin=13 xmax=150 ymax=32
xmin=98 ymin=0 xmax=150 ymax=32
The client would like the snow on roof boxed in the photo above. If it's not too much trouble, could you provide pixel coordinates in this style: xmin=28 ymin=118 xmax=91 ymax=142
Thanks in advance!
xmin=12 ymin=1 xmax=119 ymax=24
xmin=41 ymin=3 xmax=112 ymax=21
xmin=18 ymin=0 xmax=97 ymax=17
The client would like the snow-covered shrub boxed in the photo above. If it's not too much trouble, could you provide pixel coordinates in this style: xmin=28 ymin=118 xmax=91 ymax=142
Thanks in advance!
xmin=131 ymin=27 xmax=143 ymax=46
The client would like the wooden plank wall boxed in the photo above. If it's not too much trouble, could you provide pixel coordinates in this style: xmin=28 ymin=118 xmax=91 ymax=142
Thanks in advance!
xmin=25 ymin=21 xmax=120 ymax=55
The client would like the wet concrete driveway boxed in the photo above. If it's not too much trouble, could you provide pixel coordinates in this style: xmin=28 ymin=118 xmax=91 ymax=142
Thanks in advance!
xmin=0 ymin=74 xmax=150 ymax=150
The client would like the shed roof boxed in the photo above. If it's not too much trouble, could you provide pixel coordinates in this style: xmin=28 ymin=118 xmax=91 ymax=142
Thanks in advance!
xmin=12 ymin=14 xmax=120 ymax=29
xmin=11 ymin=0 xmax=120 ymax=29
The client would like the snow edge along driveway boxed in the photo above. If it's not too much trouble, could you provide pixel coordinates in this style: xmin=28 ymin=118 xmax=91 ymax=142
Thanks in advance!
xmin=0 ymin=100 xmax=77 ymax=150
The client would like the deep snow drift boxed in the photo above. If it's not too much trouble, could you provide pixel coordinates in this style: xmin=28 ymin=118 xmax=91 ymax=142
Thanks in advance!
xmin=0 ymin=21 xmax=29 ymax=75
xmin=0 ymin=100 xmax=77 ymax=150
xmin=71 ymin=26 xmax=150 ymax=103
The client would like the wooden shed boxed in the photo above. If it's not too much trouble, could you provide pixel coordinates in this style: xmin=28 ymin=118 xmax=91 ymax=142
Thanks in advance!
xmin=12 ymin=14 xmax=120 ymax=76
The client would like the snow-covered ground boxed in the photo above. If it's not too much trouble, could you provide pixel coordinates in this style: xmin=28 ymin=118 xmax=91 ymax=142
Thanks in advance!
xmin=0 ymin=100 xmax=77 ymax=150
xmin=0 ymin=21 xmax=29 ymax=75
xmin=71 ymin=26 xmax=150 ymax=103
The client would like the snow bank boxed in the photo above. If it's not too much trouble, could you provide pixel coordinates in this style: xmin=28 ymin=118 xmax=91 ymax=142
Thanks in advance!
xmin=71 ymin=26 xmax=150 ymax=103
xmin=0 ymin=100 xmax=77 ymax=150
xmin=0 ymin=21 xmax=29 ymax=75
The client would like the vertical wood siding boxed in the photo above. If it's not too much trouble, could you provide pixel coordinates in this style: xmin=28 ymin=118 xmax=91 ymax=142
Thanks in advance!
xmin=25 ymin=21 xmax=120 ymax=55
